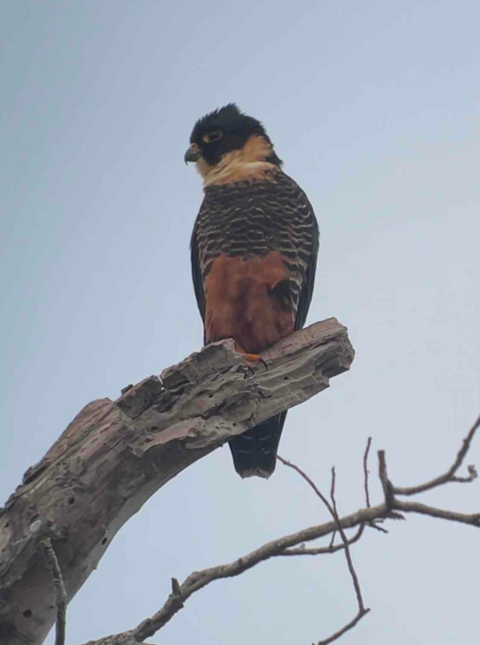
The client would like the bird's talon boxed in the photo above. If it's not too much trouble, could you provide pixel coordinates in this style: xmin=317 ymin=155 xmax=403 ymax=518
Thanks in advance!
xmin=244 ymin=353 xmax=268 ymax=374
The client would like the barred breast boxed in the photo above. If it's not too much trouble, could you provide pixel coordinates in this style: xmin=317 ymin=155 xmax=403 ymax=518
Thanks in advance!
xmin=192 ymin=168 xmax=318 ymax=332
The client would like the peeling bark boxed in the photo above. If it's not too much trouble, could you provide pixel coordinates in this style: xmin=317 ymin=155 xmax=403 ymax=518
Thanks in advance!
xmin=0 ymin=318 xmax=354 ymax=645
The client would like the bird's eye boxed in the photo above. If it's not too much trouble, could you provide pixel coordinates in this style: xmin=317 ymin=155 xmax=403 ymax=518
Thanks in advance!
xmin=203 ymin=129 xmax=222 ymax=143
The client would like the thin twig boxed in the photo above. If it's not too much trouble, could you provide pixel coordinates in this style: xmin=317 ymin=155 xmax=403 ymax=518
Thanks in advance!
xmin=80 ymin=488 xmax=480 ymax=645
xmin=314 ymin=468 xmax=370 ymax=644
xmin=278 ymin=525 xmax=365 ymax=556
xmin=315 ymin=610 xmax=369 ymax=645
xmin=363 ymin=437 xmax=389 ymax=532
xmin=41 ymin=538 xmax=67 ymax=645
xmin=329 ymin=468 xmax=367 ymax=614
xmin=367 ymin=521 xmax=389 ymax=534
xmin=328 ymin=530 xmax=337 ymax=550
xmin=394 ymin=414 xmax=480 ymax=496
xmin=394 ymin=500 xmax=480 ymax=526
xmin=277 ymin=455 xmax=334 ymax=513
xmin=79 ymin=413 xmax=480 ymax=645
xmin=378 ymin=451 xmax=394 ymax=509
xmin=363 ymin=437 xmax=372 ymax=508
xmin=278 ymin=456 xmax=370 ymax=643
xmin=131 ymin=504 xmax=384 ymax=642
xmin=378 ymin=451 xmax=404 ymax=520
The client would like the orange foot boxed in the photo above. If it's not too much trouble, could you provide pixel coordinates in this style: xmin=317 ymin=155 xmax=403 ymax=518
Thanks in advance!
xmin=233 ymin=343 xmax=268 ymax=374
xmin=243 ymin=352 xmax=268 ymax=375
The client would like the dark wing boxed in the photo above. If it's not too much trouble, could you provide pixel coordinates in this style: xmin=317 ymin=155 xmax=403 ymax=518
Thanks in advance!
xmin=294 ymin=203 xmax=319 ymax=331
xmin=272 ymin=173 xmax=319 ymax=332
xmin=190 ymin=217 xmax=205 ymax=322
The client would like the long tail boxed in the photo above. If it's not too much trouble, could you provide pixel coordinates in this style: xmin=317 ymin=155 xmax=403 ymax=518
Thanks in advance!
xmin=229 ymin=411 xmax=288 ymax=478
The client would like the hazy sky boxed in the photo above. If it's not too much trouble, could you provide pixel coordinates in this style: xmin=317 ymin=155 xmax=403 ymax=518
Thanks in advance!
xmin=1 ymin=1 xmax=479 ymax=643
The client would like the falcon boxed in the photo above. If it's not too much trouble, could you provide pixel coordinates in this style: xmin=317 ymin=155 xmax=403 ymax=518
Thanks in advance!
xmin=186 ymin=104 xmax=319 ymax=478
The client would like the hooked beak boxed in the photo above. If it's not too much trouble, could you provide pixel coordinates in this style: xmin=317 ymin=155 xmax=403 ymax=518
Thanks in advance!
xmin=184 ymin=144 xmax=201 ymax=164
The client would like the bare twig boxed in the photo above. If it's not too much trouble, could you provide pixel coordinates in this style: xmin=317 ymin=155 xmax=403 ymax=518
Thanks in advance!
xmin=328 ymin=530 xmax=337 ymax=550
xmin=330 ymin=468 xmax=367 ymax=614
xmin=367 ymin=521 xmax=389 ymax=534
xmin=378 ymin=451 xmax=405 ymax=520
xmin=315 ymin=469 xmax=371 ymax=644
xmin=393 ymin=414 xmax=480 ymax=496
xmin=129 ymin=505 xmax=384 ymax=642
xmin=41 ymin=538 xmax=67 ymax=645
xmin=277 ymin=456 xmax=370 ymax=643
xmin=363 ymin=437 xmax=372 ymax=508
xmin=78 ymin=413 xmax=480 ymax=645
xmin=315 ymin=610 xmax=369 ymax=645
xmin=277 ymin=455 xmax=334 ymax=512
xmin=377 ymin=450 xmax=392 ymax=507
xmin=79 ymin=485 xmax=480 ymax=645
xmin=378 ymin=420 xmax=480 ymax=526
xmin=278 ymin=525 xmax=365 ymax=556
xmin=326 ymin=472 xmax=369 ymax=642
xmin=361 ymin=438 xmax=389 ymax=534
xmin=393 ymin=500 xmax=480 ymax=526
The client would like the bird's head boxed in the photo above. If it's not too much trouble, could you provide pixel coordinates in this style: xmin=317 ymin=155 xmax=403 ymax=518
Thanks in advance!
xmin=185 ymin=104 xmax=282 ymax=183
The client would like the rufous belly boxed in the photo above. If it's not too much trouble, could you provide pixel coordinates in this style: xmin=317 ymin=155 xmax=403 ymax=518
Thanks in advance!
xmin=204 ymin=251 xmax=295 ymax=354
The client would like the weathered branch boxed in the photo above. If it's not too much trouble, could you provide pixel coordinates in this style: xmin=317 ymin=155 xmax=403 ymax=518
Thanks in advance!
xmin=82 ymin=508 xmax=380 ymax=645
xmin=77 ymin=413 xmax=480 ymax=645
xmin=40 ymin=539 xmax=66 ymax=645
xmin=276 ymin=525 xmax=365 ymax=556
xmin=0 ymin=318 xmax=353 ymax=645
xmin=363 ymin=437 xmax=372 ymax=508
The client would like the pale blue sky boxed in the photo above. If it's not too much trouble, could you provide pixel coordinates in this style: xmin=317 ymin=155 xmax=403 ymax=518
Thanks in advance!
xmin=1 ymin=1 xmax=479 ymax=643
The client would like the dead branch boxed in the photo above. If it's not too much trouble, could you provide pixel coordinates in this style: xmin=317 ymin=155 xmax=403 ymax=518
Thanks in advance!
xmin=277 ymin=525 xmax=365 ymax=556
xmin=277 ymin=456 xmax=370 ymax=643
xmin=41 ymin=539 xmax=66 ymax=645
xmin=0 ymin=318 xmax=353 ymax=645
xmin=77 ymin=413 xmax=479 ymax=645
xmin=1 ymin=312 xmax=478 ymax=645
xmin=321 ymin=467 xmax=370 ymax=644
xmin=363 ymin=437 xmax=372 ymax=508
xmin=78 ymin=509 xmax=380 ymax=645
xmin=362 ymin=437 xmax=388 ymax=534
xmin=377 ymin=414 xmax=480 ymax=526
xmin=392 ymin=414 xmax=480 ymax=496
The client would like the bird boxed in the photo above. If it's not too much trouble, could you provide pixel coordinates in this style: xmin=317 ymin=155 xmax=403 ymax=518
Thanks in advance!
xmin=186 ymin=104 xmax=319 ymax=478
